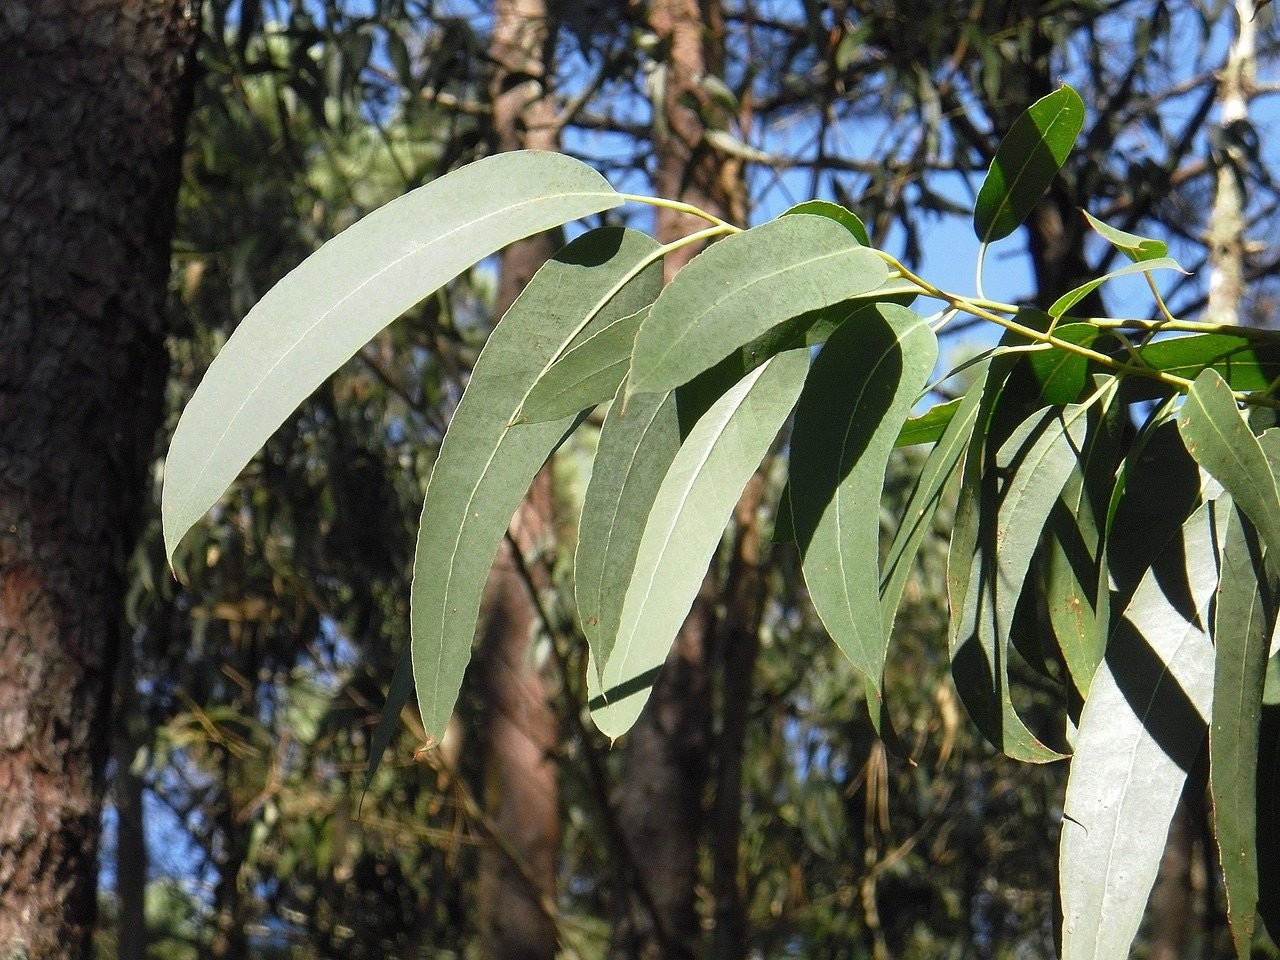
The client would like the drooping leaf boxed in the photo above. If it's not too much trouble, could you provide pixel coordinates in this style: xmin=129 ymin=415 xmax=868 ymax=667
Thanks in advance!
xmin=591 ymin=349 xmax=810 ymax=738
xmin=951 ymin=400 xmax=1093 ymax=762
xmin=1211 ymin=503 xmax=1275 ymax=960
xmin=882 ymin=376 xmax=983 ymax=632
xmin=1048 ymin=257 xmax=1183 ymax=320
xmin=791 ymin=304 xmax=938 ymax=712
xmin=163 ymin=151 xmax=623 ymax=561
xmin=973 ymin=85 xmax=1085 ymax=243
xmin=363 ymin=642 xmax=414 ymax=792
xmin=628 ymin=214 xmax=889 ymax=395
xmin=1045 ymin=389 xmax=1122 ymax=696
xmin=410 ymin=228 xmax=662 ymax=742
xmin=1060 ymin=498 xmax=1224 ymax=960
xmin=1179 ymin=369 xmax=1280 ymax=558
xmin=1083 ymin=210 xmax=1169 ymax=262
xmin=575 ymin=383 xmax=681 ymax=675
xmin=782 ymin=199 xmax=870 ymax=245
xmin=895 ymin=397 xmax=963 ymax=447
xmin=516 ymin=306 xmax=649 ymax=423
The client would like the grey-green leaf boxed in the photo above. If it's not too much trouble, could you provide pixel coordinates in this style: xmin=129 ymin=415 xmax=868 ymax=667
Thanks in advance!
xmin=576 ymin=383 xmax=681 ymax=674
xmin=895 ymin=397 xmax=963 ymax=448
xmin=881 ymin=374 xmax=983 ymax=633
xmin=782 ymin=199 xmax=870 ymax=245
xmin=517 ymin=306 xmax=649 ymax=424
xmin=1060 ymin=498 xmax=1224 ymax=960
xmin=1179 ymin=369 xmax=1280 ymax=560
xmin=591 ymin=349 xmax=810 ymax=739
xmin=973 ymin=85 xmax=1085 ymax=244
xmin=1083 ymin=210 xmax=1169 ymax=263
xmin=1048 ymin=257 xmax=1183 ymax=320
xmin=790 ymin=304 xmax=938 ymax=707
xmin=1211 ymin=503 xmax=1274 ymax=960
xmin=952 ymin=401 xmax=1095 ymax=762
xmin=163 ymin=151 xmax=622 ymax=562
xmin=410 ymin=227 xmax=662 ymax=742
xmin=628 ymin=214 xmax=890 ymax=395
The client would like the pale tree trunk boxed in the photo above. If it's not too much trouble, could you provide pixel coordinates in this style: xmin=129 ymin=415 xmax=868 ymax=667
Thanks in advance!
xmin=0 ymin=1 xmax=196 ymax=956
xmin=610 ymin=2 xmax=748 ymax=957
xmin=473 ymin=2 xmax=562 ymax=958
xmin=1205 ymin=0 xmax=1257 ymax=327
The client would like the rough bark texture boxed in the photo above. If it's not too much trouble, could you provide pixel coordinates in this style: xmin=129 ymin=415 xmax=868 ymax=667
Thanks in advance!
xmin=0 ymin=1 xmax=197 ymax=955
xmin=610 ymin=2 xmax=744 ymax=958
xmin=473 ymin=3 xmax=562 ymax=958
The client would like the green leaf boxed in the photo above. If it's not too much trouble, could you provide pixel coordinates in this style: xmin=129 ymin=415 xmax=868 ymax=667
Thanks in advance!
xmin=1178 ymin=369 xmax=1280 ymax=559
xmin=881 ymin=373 xmax=983 ymax=632
xmin=1083 ymin=210 xmax=1169 ymax=262
xmin=1127 ymin=334 xmax=1280 ymax=395
xmin=791 ymin=304 xmax=938 ymax=710
xmin=575 ymin=383 xmax=681 ymax=675
xmin=591 ymin=349 xmax=810 ymax=739
xmin=1211 ymin=503 xmax=1275 ymax=960
xmin=1060 ymin=498 xmax=1224 ymax=960
xmin=1048 ymin=257 xmax=1183 ymax=320
xmin=895 ymin=397 xmax=963 ymax=447
xmin=1045 ymin=391 xmax=1121 ymax=697
xmin=628 ymin=214 xmax=890 ymax=395
xmin=973 ymin=85 xmax=1085 ymax=243
xmin=410 ymin=227 xmax=662 ymax=742
xmin=363 ymin=642 xmax=413 ymax=792
xmin=951 ymin=401 xmax=1091 ymax=762
xmin=782 ymin=199 xmax=870 ymax=245
xmin=516 ymin=306 xmax=649 ymax=423
xmin=1026 ymin=322 xmax=1105 ymax=405
xmin=163 ymin=151 xmax=622 ymax=561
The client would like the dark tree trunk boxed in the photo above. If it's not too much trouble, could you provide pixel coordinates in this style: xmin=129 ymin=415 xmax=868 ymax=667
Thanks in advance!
xmin=473 ymin=2 xmax=562 ymax=958
xmin=113 ymin=639 xmax=149 ymax=960
xmin=0 ymin=1 xmax=196 ymax=955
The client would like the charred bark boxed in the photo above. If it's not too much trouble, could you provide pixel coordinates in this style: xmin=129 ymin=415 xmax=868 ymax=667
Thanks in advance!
xmin=0 ymin=1 xmax=197 ymax=955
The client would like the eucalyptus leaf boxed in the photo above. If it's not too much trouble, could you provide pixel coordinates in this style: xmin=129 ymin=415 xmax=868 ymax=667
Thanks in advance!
xmin=364 ymin=642 xmax=413 ymax=792
xmin=1126 ymin=333 xmax=1280 ymax=395
xmin=895 ymin=397 xmax=963 ymax=447
xmin=592 ymin=349 xmax=810 ymax=739
xmin=1060 ymin=498 xmax=1224 ymax=960
xmin=410 ymin=227 xmax=662 ymax=742
xmin=576 ymin=383 xmax=680 ymax=674
xmin=881 ymin=374 xmax=983 ymax=631
xmin=1083 ymin=210 xmax=1169 ymax=262
xmin=791 ymin=304 xmax=937 ymax=711
xmin=973 ymin=85 xmax=1085 ymax=244
xmin=1048 ymin=257 xmax=1183 ymax=320
xmin=782 ymin=199 xmax=870 ymax=245
xmin=163 ymin=151 xmax=622 ymax=561
xmin=1211 ymin=504 xmax=1274 ymax=960
xmin=628 ymin=214 xmax=889 ymax=395
xmin=517 ymin=306 xmax=649 ymax=423
xmin=1178 ymin=369 xmax=1280 ymax=559
xmin=951 ymin=400 xmax=1091 ymax=762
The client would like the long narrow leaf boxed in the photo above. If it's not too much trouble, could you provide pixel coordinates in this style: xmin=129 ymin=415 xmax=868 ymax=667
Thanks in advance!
xmin=575 ymin=383 xmax=681 ymax=674
xmin=1211 ymin=504 xmax=1275 ymax=960
xmin=628 ymin=214 xmax=889 ymax=395
xmin=410 ymin=228 xmax=662 ymax=741
xmin=790 ymin=304 xmax=937 ymax=711
xmin=951 ymin=401 xmax=1091 ymax=762
xmin=591 ymin=349 xmax=810 ymax=739
xmin=1060 ymin=498 xmax=1225 ymax=960
xmin=1048 ymin=257 xmax=1183 ymax=320
xmin=163 ymin=151 xmax=622 ymax=560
